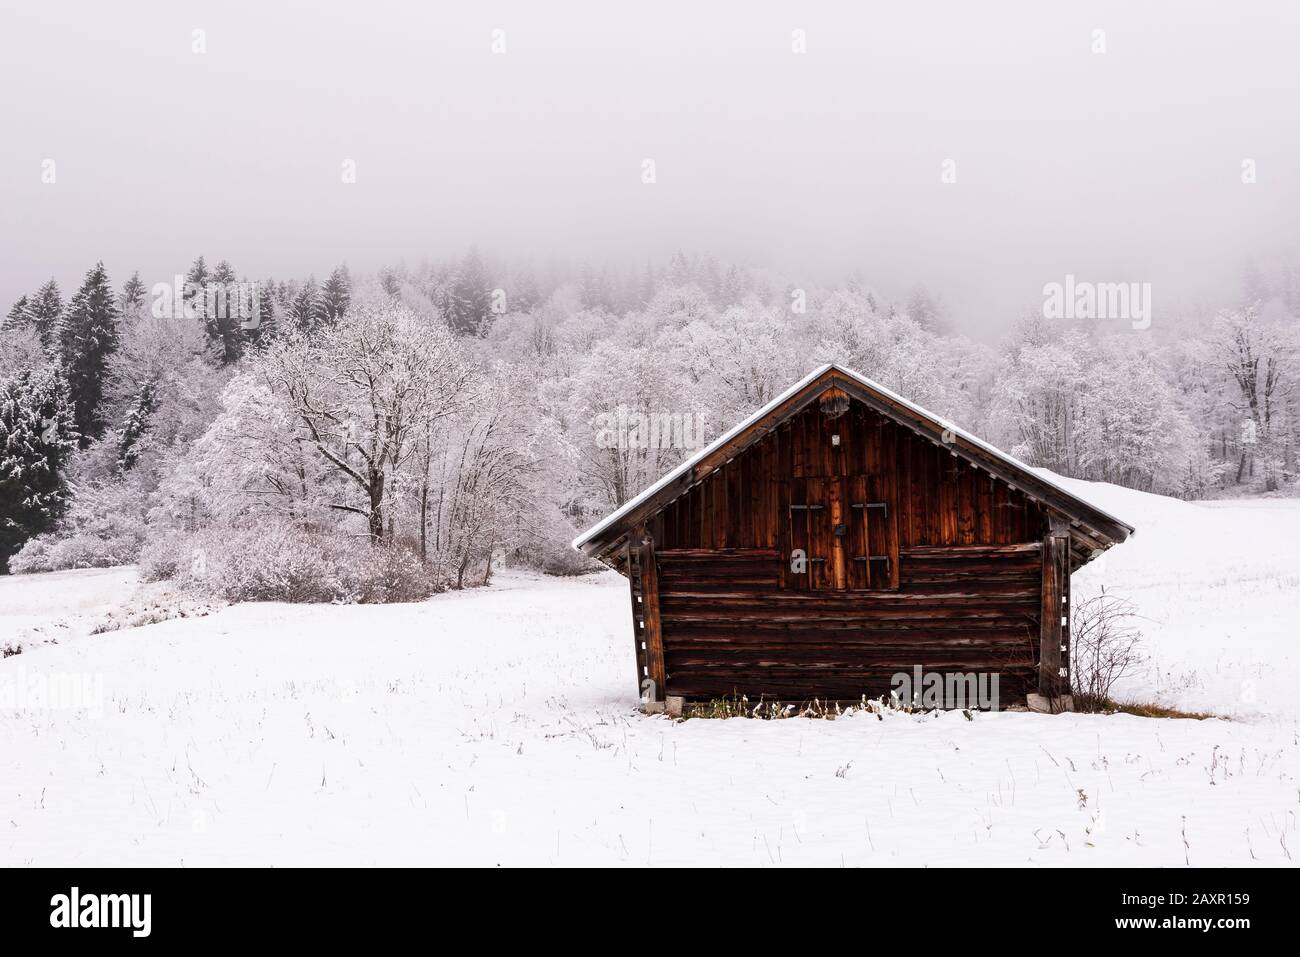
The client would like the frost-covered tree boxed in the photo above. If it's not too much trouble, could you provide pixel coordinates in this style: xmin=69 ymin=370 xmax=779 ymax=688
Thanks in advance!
xmin=321 ymin=265 xmax=352 ymax=325
xmin=447 ymin=248 xmax=492 ymax=337
xmin=204 ymin=260 xmax=244 ymax=364
xmin=13 ymin=308 xmax=229 ymax=572
xmin=809 ymin=288 xmax=965 ymax=418
xmin=287 ymin=277 xmax=326 ymax=335
xmin=152 ymin=372 xmax=316 ymax=533
xmin=990 ymin=330 xmax=1092 ymax=476
xmin=183 ymin=256 xmax=209 ymax=315
xmin=419 ymin=380 xmax=535 ymax=585
xmin=0 ymin=366 xmax=77 ymax=572
xmin=669 ymin=301 xmax=793 ymax=422
xmin=247 ymin=279 xmax=278 ymax=345
xmin=6 ymin=295 xmax=30 ymax=332
xmin=26 ymin=279 xmax=63 ymax=355
xmin=507 ymin=266 xmax=542 ymax=314
xmin=545 ymin=338 xmax=699 ymax=514
xmin=378 ymin=267 xmax=403 ymax=299
xmin=119 ymin=271 xmax=148 ymax=319
xmin=1074 ymin=340 xmax=1196 ymax=493
xmin=57 ymin=261 xmax=121 ymax=446
xmin=0 ymin=323 xmax=44 ymax=382
xmin=261 ymin=301 xmax=476 ymax=540
xmin=1216 ymin=304 xmax=1296 ymax=491
xmin=116 ymin=380 xmax=157 ymax=472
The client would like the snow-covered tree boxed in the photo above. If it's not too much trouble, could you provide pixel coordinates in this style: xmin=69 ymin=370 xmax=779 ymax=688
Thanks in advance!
xmin=204 ymin=259 xmax=244 ymax=364
xmin=447 ymin=248 xmax=492 ymax=337
xmin=1074 ymin=340 xmax=1197 ymax=493
xmin=261 ymin=301 xmax=476 ymax=540
xmin=183 ymin=256 xmax=209 ymax=315
xmin=57 ymin=261 xmax=121 ymax=446
xmin=119 ymin=271 xmax=148 ymax=320
xmin=0 ymin=365 xmax=77 ymax=572
xmin=1215 ymin=304 xmax=1296 ymax=491
xmin=321 ymin=265 xmax=352 ymax=325
xmin=116 ymin=380 xmax=157 ymax=471
xmin=418 ymin=378 xmax=535 ymax=584
xmin=990 ymin=330 xmax=1092 ymax=475
xmin=26 ymin=279 xmax=63 ymax=355
xmin=286 ymin=277 xmax=326 ymax=335
xmin=5 ymin=294 xmax=30 ymax=331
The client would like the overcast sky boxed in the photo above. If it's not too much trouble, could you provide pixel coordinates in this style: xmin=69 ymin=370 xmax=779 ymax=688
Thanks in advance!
xmin=2 ymin=1 xmax=1298 ymax=335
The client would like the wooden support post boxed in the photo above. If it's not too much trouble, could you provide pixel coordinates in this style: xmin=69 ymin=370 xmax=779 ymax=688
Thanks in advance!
xmin=1039 ymin=514 xmax=1070 ymax=698
xmin=627 ymin=525 xmax=667 ymax=705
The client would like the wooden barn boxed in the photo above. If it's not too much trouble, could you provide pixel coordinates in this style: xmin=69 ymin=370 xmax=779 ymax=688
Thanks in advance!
xmin=573 ymin=364 xmax=1134 ymax=711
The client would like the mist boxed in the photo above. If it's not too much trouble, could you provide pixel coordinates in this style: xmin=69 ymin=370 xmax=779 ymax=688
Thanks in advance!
xmin=3 ymin=0 xmax=1298 ymax=335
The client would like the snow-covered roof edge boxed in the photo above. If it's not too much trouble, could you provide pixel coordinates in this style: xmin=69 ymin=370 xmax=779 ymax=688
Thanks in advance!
xmin=572 ymin=363 xmax=1135 ymax=552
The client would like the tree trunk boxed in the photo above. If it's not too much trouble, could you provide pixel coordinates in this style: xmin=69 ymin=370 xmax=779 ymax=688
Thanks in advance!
xmin=419 ymin=481 xmax=428 ymax=561
xmin=369 ymin=469 xmax=385 ymax=542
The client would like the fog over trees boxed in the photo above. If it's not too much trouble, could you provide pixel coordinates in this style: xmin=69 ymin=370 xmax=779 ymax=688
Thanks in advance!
xmin=1 ymin=248 xmax=1296 ymax=593
xmin=2 ymin=4 xmax=1299 ymax=595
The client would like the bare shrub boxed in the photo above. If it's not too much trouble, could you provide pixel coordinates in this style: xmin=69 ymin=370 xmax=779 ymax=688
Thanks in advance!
xmin=141 ymin=523 xmax=447 ymax=604
xmin=1070 ymin=587 xmax=1147 ymax=712
xmin=137 ymin=530 xmax=194 ymax=583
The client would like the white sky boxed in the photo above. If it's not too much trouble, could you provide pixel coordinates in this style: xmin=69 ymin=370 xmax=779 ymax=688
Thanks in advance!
xmin=2 ymin=0 xmax=1298 ymax=335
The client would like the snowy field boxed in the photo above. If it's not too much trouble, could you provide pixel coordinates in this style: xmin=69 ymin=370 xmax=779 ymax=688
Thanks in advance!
xmin=1 ymin=480 xmax=1298 ymax=867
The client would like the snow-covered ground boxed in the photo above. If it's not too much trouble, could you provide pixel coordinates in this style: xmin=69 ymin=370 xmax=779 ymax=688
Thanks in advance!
xmin=1 ymin=479 xmax=1298 ymax=866
xmin=1053 ymin=474 xmax=1300 ymax=720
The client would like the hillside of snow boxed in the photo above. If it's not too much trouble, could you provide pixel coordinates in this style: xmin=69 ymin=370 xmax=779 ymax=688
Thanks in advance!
xmin=1 ymin=480 xmax=1298 ymax=866
xmin=1043 ymin=472 xmax=1300 ymax=718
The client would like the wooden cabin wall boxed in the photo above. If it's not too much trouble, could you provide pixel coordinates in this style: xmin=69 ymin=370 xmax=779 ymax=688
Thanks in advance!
xmin=647 ymin=402 xmax=1046 ymax=551
xmin=643 ymin=400 xmax=1048 ymax=702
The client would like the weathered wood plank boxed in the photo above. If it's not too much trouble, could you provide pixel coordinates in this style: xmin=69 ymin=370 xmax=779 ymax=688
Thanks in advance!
xmin=637 ymin=527 xmax=667 ymax=702
xmin=1039 ymin=515 xmax=1069 ymax=696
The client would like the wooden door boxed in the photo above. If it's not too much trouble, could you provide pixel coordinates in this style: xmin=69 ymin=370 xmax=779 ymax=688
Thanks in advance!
xmin=784 ymin=477 xmax=835 ymax=591
xmin=784 ymin=476 xmax=899 ymax=592
xmin=844 ymin=475 xmax=899 ymax=590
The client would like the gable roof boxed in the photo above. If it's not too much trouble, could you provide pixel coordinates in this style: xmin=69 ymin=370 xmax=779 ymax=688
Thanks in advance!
xmin=573 ymin=363 xmax=1134 ymax=563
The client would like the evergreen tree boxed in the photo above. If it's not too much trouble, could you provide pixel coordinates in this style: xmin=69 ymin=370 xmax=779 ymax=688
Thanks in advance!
xmin=205 ymin=260 xmax=243 ymax=364
xmin=117 ymin=379 xmax=157 ymax=472
xmin=321 ymin=265 xmax=352 ymax=325
xmin=57 ymin=261 xmax=121 ymax=446
xmin=287 ymin=278 xmax=325 ymax=334
xmin=379 ymin=267 xmax=402 ymax=298
xmin=183 ymin=255 xmax=209 ymax=317
xmin=719 ymin=265 xmax=746 ymax=306
xmin=578 ymin=264 xmax=613 ymax=312
xmin=119 ymin=271 xmax=148 ymax=317
xmin=28 ymin=279 xmax=63 ymax=354
xmin=0 ymin=366 xmax=77 ymax=573
xmin=447 ymin=248 xmax=492 ymax=336
xmin=5 ymin=295 xmax=29 ymax=331
xmin=667 ymin=250 xmax=694 ymax=287
xmin=248 ymin=279 xmax=278 ymax=345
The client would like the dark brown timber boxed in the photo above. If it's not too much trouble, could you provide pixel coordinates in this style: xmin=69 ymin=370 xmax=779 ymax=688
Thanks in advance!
xmin=582 ymin=366 xmax=1130 ymax=704
xmin=1039 ymin=514 xmax=1071 ymax=697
